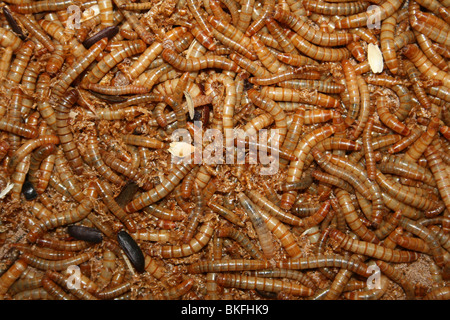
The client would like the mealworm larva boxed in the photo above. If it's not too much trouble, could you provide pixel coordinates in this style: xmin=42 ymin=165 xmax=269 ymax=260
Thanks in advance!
xmin=217 ymin=225 xmax=265 ymax=260
xmin=248 ymin=88 xmax=287 ymax=144
xmin=121 ymin=134 xmax=166 ymax=150
xmin=124 ymin=163 xmax=196 ymax=213
xmin=273 ymin=7 xmax=358 ymax=47
xmin=423 ymin=286 xmax=450 ymax=300
xmin=402 ymin=44 xmax=450 ymax=89
xmin=245 ymin=0 xmax=275 ymax=37
xmin=207 ymin=201 xmax=245 ymax=227
xmin=363 ymin=117 xmax=377 ymax=181
xmin=238 ymin=192 xmax=276 ymax=259
xmin=183 ymin=21 xmax=216 ymax=51
xmin=98 ymin=0 xmax=114 ymax=27
xmin=162 ymin=48 xmax=240 ymax=72
xmin=342 ymin=59 xmax=360 ymax=124
xmin=7 ymin=135 xmax=59 ymax=174
xmin=303 ymin=0 xmax=370 ymax=16
xmin=264 ymin=17 xmax=298 ymax=55
xmin=281 ymin=124 xmax=336 ymax=210
xmin=113 ymin=0 xmax=153 ymax=44
xmin=26 ymin=190 xmax=97 ymax=242
xmin=94 ymin=180 xmax=137 ymax=232
xmin=276 ymin=254 xmax=371 ymax=277
xmin=396 ymin=234 xmax=431 ymax=253
xmin=20 ymin=252 xmax=94 ymax=271
xmin=0 ymin=259 xmax=28 ymax=298
xmin=391 ymin=85 xmax=414 ymax=122
xmin=0 ymin=119 xmax=38 ymax=139
xmin=212 ymin=28 xmax=257 ymax=61
xmin=84 ymin=132 xmax=125 ymax=187
xmin=5 ymin=40 xmax=34 ymax=87
xmin=188 ymin=259 xmax=272 ymax=274
xmin=41 ymin=277 xmax=75 ymax=300
xmin=14 ymin=14 xmax=55 ymax=52
xmin=260 ymin=87 xmax=340 ymax=109
xmin=125 ymin=27 xmax=187 ymax=81
xmin=83 ymin=40 xmax=146 ymax=85
xmin=255 ymin=200 xmax=303 ymax=258
xmin=10 ymin=0 xmax=74 ymax=13
xmin=95 ymin=281 xmax=132 ymax=300
xmin=403 ymin=117 xmax=439 ymax=163
xmin=329 ymin=228 xmax=420 ymax=263
xmin=44 ymin=270 xmax=99 ymax=300
xmin=229 ymin=52 xmax=270 ymax=77
xmin=35 ymin=238 xmax=92 ymax=252
xmin=217 ymin=273 xmax=314 ymax=296
xmin=148 ymin=221 xmax=214 ymax=258
xmin=380 ymin=13 xmax=398 ymax=75
xmin=13 ymin=288 xmax=54 ymax=300
xmin=335 ymin=188 xmax=380 ymax=244
xmin=0 ymin=26 xmax=23 ymax=52
xmin=51 ymin=38 xmax=108 ymax=99
xmin=10 ymin=154 xmax=31 ymax=202
xmin=187 ymin=0 xmax=213 ymax=37
xmin=335 ymin=0 xmax=404 ymax=29
xmin=27 ymin=144 xmax=56 ymax=191
xmin=376 ymin=95 xmax=410 ymax=136
xmin=424 ymin=145 xmax=450 ymax=216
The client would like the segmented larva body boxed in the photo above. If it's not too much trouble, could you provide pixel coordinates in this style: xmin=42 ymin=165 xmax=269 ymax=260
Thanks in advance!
xmin=98 ymin=0 xmax=114 ymax=27
xmin=217 ymin=226 xmax=265 ymax=260
xmin=275 ymin=254 xmax=371 ymax=277
xmin=238 ymin=193 xmax=276 ymax=259
xmin=5 ymin=40 xmax=34 ymax=87
xmin=37 ymin=20 xmax=86 ymax=58
xmin=162 ymin=48 xmax=240 ymax=72
xmin=148 ymin=221 xmax=214 ymax=258
xmin=217 ymin=273 xmax=314 ymax=296
xmin=260 ymin=86 xmax=340 ymax=109
xmin=281 ymin=125 xmax=336 ymax=210
xmin=376 ymin=95 xmax=411 ymax=136
xmin=423 ymin=286 xmax=450 ymax=300
xmin=342 ymin=59 xmax=360 ymax=124
xmin=124 ymin=163 xmax=196 ymax=213
xmin=424 ymin=146 xmax=450 ymax=216
xmin=335 ymin=0 xmax=405 ymax=29
xmin=403 ymin=117 xmax=440 ymax=163
xmin=83 ymin=40 xmax=146 ymax=84
xmin=272 ymin=7 xmax=358 ymax=47
xmin=248 ymin=89 xmax=287 ymax=144
xmin=380 ymin=13 xmax=398 ymax=74
xmin=335 ymin=188 xmax=380 ymax=244
xmin=20 ymin=252 xmax=94 ymax=271
xmin=287 ymin=30 xmax=352 ymax=62
xmin=245 ymin=0 xmax=275 ymax=37
xmin=187 ymin=259 xmax=272 ymax=274
xmin=251 ymin=35 xmax=290 ymax=73
xmin=0 ymin=259 xmax=28 ymax=298
xmin=0 ymin=27 xmax=23 ymax=51
xmin=363 ymin=117 xmax=377 ymax=181
xmin=328 ymin=229 xmax=420 ymax=263
xmin=14 ymin=15 xmax=54 ymax=53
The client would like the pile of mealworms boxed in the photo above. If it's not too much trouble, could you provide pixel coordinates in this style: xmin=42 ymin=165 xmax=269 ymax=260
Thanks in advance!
xmin=0 ymin=0 xmax=449 ymax=301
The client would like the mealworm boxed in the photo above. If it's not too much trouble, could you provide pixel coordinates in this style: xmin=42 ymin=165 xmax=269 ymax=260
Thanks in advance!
xmin=260 ymin=87 xmax=340 ymax=109
xmin=424 ymin=145 xmax=450 ymax=216
xmin=329 ymin=228 xmax=420 ymax=263
xmin=376 ymin=95 xmax=411 ymax=136
xmin=335 ymin=0 xmax=404 ymax=29
xmin=237 ymin=192 xmax=277 ymax=259
xmin=380 ymin=13 xmax=398 ymax=74
xmin=281 ymin=124 xmax=336 ymax=210
xmin=5 ymin=40 xmax=34 ymax=87
xmin=94 ymin=180 xmax=137 ymax=232
xmin=20 ymin=252 xmax=94 ymax=271
xmin=10 ymin=0 xmax=74 ymax=13
xmin=363 ymin=117 xmax=377 ymax=181
xmin=403 ymin=117 xmax=439 ymax=163
xmin=51 ymin=38 xmax=108 ymax=99
xmin=0 ymin=259 xmax=28 ymax=298
xmin=162 ymin=47 xmax=240 ymax=72
xmin=14 ymin=14 xmax=55 ymax=52
xmin=148 ymin=221 xmax=214 ymax=258
xmin=124 ymin=163 xmax=196 ymax=213
xmin=27 ymin=144 xmax=56 ymax=192
xmin=217 ymin=225 xmax=265 ymax=260
xmin=217 ymin=273 xmax=314 ymax=296
xmin=188 ymin=259 xmax=272 ymax=274
xmin=0 ymin=27 xmax=22 ymax=51
xmin=8 ymin=135 xmax=59 ymax=174
xmin=244 ymin=0 xmax=275 ymax=37
xmin=402 ymin=44 xmax=450 ymax=89
xmin=342 ymin=59 xmax=360 ymax=124
xmin=35 ymin=238 xmax=92 ymax=252
xmin=0 ymin=119 xmax=38 ymax=139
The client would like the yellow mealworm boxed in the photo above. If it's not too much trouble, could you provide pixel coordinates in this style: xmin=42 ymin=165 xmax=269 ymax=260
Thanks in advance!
xmin=281 ymin=124 xmax=336 ymax=210
xmin=217 ymin=273 xmax=314 ymax=296
xmin=124 ymin=163 xmax=196 ymax=213
xmin=329 ymin=228 xmax=420 ymax=263
xmin=148 ymin=221 xmax=214 ymax=258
